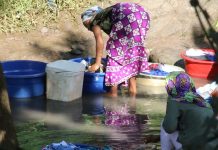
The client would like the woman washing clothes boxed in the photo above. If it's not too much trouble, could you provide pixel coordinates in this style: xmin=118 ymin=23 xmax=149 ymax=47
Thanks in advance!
xmin=81 ymin=2 xmax=150 ymax=97
xmin=161 ymin=71 xmax=214 ymax=150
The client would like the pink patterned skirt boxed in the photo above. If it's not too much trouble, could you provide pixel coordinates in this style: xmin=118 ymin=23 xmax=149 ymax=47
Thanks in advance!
xmin=105 ymin=2 xmax=150 ymax=86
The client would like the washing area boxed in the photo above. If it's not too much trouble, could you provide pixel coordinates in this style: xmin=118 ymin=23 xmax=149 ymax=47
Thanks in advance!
xmin=69 ymin=57 xmax=108 ymax=94
xmin=1 ymin=58 xmax=184 ymax=99
xmin=69 ymin=57 xmax=185 ymax=95
xmin=2 ymin=58 xmax=168 ymax=149
xmin=2 ymin=57 xmax=211 ymax=149
xmin=137 ymin=63 xmax=185 ymax=95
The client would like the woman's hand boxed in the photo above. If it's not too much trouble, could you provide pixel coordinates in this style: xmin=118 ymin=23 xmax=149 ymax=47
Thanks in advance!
xmin=88 ymin=63 xmax=100 ymax=72
xmin=211 ymin=87 xmax=218 ymax=98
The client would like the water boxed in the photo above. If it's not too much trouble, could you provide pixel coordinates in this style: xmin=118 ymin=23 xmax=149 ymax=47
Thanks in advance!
xmin=10 ymin=77 xmax=210 ymax=150
xmin=11 ymin=91 xmax=166 ymax=149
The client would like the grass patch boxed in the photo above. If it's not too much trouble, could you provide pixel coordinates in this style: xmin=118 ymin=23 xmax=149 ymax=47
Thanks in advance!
xmin=0 ymin=0 xmax=103 ymax=33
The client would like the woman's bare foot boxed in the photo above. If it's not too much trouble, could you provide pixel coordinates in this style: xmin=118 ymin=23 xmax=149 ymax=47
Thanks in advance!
xmin=93 ymin=116 xmax=101 ymax=125
xmin=104 ymin=92 xmax=117 ymax=98
xmin=104 ymin=85 xmax=118 ymax=98
xmin=129 ymin=77 xmax=137 ymax=97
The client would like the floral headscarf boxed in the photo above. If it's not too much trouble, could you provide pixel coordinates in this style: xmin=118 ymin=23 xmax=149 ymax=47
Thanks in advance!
xmin=81 ymin=6 xmax=103 ymax=22
xmin=165 ymin=71 xmax=211 ymax=108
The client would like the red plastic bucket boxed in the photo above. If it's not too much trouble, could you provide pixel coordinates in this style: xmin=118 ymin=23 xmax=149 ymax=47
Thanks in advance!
xmin=181 ymin=49 xmax=218 ymax=80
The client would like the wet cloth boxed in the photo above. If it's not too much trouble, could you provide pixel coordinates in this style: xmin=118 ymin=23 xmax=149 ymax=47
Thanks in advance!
xmin=42 ymin=141 xmax=77 ymax=150
xmin=163 ymin=72 xmax=214 ymax=149
xmin=197 ymin=81 xmax=218 ymax=100
xmin=90 ymin=2 xmax=150 ymax=86
xmin=42 ymin=141 xmax=112 ymax=150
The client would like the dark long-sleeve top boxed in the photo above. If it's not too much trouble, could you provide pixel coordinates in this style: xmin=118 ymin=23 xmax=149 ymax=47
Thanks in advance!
xmin=163 ymin=98 xmax=214 ymax=150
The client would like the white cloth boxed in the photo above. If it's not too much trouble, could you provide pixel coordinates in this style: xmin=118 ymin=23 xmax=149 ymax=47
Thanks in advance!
xmin=160 ymin=123 xmax=182 ymax=150
xmin=185 ymin=48 xmax=206 ymax=57
xmin=196 ymin=81 xmax=218 ymax=99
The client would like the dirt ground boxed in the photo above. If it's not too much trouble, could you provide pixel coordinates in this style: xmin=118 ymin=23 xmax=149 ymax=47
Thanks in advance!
xmin=0 ymin=20 xmax=95 ymax=63
xmin=0 ymin=0 xmax=217 ymax=65
xmin=0 ymin=19 xmax=196 ymax=64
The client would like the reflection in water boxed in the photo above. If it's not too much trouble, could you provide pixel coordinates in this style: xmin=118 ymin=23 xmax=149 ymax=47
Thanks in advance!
xmin=80 ymin=94 xmax=153 ymax=149
xmin=10 ymin=78 xmax=213 ymax=149
xmin=46 ymin=98 xmax=83 ymax=124
xmin=11 ymin=92 xmax=167 ymax=149
xmin=82 ymin=94 xmax=105 ymax=116
xmin=10 ymin=96 xmax=47 ymax=123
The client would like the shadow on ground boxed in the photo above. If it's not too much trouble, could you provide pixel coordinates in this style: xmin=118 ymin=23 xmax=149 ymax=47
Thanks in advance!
xmin=175 ymin=0 xmax=218 ymax=78
xmin=190 ymin=0 xmax=218 ymax=51
xmin=30 ymin=30 xmax=94 ymax=61
xmin=191 ymin=0 xmax=218 ymax=81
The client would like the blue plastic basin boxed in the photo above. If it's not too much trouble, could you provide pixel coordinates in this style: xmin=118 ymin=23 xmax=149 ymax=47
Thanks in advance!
xmin=69 ymin=57 xmax=108 ymax=94
xmin=1 ymin=60 xmax=46 ymax=98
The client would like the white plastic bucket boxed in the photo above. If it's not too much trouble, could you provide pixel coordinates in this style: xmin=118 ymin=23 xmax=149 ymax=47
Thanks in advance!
xmin=46 ymin=60 xmax=85 ymax=102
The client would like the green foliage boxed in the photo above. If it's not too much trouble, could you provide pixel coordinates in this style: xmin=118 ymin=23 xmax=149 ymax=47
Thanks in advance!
xmin=0 ymin=0 xmax=100 ymax=33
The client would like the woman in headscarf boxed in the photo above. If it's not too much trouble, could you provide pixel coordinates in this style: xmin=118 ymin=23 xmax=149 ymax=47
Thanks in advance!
xmin=161 ymin=71 xmax=214 ymax=150
xmin=81 ymin=2 xmax=150 ymax=97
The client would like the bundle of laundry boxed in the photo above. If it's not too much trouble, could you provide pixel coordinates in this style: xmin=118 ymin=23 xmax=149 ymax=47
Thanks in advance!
xmin=42 ymin=140 xmax=112 ymax=150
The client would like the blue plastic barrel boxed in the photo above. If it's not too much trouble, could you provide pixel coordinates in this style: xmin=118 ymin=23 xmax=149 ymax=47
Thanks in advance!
xmin=69 ymin=57 xmax=108 ymax=94
xmin=1 ymin=60 xmax=46 ymax=98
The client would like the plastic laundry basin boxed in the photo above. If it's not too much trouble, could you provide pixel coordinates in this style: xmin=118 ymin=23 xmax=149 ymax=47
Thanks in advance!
xmin=1 ymin=60 xmax=46 ymax=99
xmin=69 ymin=57 xmax=108 ymax=94
xmin=137 ymin=63 xmax=184 ymax=95
xmin=180 ymin=49 xmax=218 ymax=79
